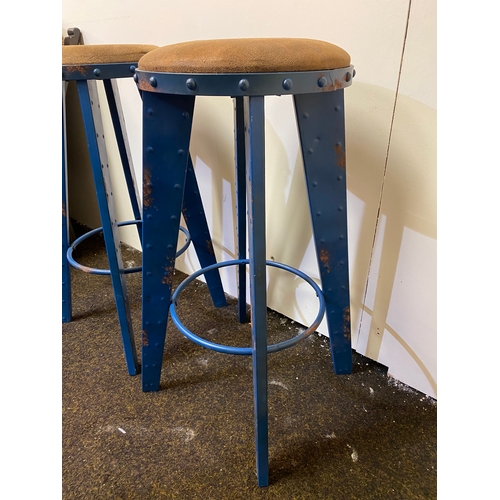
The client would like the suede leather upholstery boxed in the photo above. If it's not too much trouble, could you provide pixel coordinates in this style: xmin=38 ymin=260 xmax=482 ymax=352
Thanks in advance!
xmin=138 ymin=38 xmax=350 ymax=73
xmin=62 ymin=44 xmax=158 ymax=65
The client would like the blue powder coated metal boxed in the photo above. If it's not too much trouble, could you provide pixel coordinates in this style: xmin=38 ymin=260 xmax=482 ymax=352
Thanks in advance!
xmin=66 ymin=221 xmax=190 ymax=275
xmin=138 ymin=61 xmax=355 ymax=487
xmin=234 ymin=96 xmax=248 ymax=323
xmin=245 ymin=95 xmax=269 ymax=486
xmin=62 ymin=83 xmax=72 ymax=324
xmin=76 ymin=78 xmax=139 ymax=376
xmin=170 ymin=259 xmax=326 ymax=354
xmin=63 ymin=60 xmax=225 ymax=378
xmin=140 ymin=91 xmax=196 ymax=391
xmin=294 ymin=91 xmax=352 ymax=374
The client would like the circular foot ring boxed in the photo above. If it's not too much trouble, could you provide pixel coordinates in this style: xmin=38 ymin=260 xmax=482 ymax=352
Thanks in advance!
xmin=170 ymin=259 xmax=326 ymax=355
xmin=67 ymin=220 xmax=190 ymax=275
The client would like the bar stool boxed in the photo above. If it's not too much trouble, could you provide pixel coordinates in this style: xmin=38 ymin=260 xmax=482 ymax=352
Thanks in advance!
xmin=62 ymin=44 xmax=227 ymax=376
xmin=135 ymin=38 xmax=355 ymax=486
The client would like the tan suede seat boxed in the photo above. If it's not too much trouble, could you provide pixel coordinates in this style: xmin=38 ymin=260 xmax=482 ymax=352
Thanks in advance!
xmin=63 ymin=44 xmax=158 ymax=66
xmin=138 ymin=38 xmax=350 ymax=73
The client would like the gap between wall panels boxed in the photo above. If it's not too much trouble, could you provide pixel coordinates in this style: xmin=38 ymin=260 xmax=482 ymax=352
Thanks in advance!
xmin=355 ymin=0 xmax=413 ymax=350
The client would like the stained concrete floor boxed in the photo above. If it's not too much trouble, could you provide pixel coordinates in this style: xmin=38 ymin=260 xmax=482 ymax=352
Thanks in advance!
xmin=62 ymin=229 xmax=436 ymax=499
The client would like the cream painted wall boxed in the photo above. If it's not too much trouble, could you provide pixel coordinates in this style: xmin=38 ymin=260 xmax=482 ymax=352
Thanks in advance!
xmin=63 ymin=0 xmax=437 ymax=398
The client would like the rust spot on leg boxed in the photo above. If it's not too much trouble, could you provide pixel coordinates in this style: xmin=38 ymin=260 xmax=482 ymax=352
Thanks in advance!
xmin=319 ymin=249 xmax=331 ymax=273
xmin=162 ymin=258 xmax=176 ymax=286
xmin=343 ymin=306 xmax=351 ymax=340
xmin=62 ymin=202 xmax=66 ymax=217
xmin=335 ymin=143 xmax=346 ymax=170
xmin=142 ymin=329 xmax=148 ymax=346
xmin=143 ymin=168 xmax=153 ymax=207
xmin=206 ymin=239 xmax=215 ymax=256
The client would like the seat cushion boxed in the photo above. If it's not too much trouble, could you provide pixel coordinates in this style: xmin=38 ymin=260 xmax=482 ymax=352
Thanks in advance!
xmin=138 ymin=38 xmax=350 ymax=74
xmin=62 ymin=44 xmax=158 ymax=65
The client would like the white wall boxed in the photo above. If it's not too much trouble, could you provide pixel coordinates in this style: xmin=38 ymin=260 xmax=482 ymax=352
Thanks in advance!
xmin=63 ymin=0 xmax=437 ymax=398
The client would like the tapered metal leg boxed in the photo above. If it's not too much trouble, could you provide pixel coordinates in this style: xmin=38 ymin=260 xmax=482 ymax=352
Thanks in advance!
xmin=103 ymin=79 xmax=143 ymax=244
xmin=294 ymin=90 xmax=352 ymax=375
xmin=76 ymin=79 xmax=139 ymax=376
xmin=141 ymin=91 xmax=195 ymax=392
xmin=62 ymin=82 xmax=72 ymax=324
xmin=234 ymin=97 xmax=248 ymax=323
xmin=244 ymin=95 xmax=269 ymax=487
xmin=182 ymin=155 xmax=227 ymax=308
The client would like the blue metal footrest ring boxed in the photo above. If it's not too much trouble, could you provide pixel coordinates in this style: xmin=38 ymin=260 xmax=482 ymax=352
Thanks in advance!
xmin=67 ymin=220 xmax=191 ymax=275
xmin=170 ymin=258 xmax=326 ymax=355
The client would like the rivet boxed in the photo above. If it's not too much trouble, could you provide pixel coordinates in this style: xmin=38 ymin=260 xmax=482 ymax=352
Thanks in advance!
xmin=147 ymin=146 xmax=154 ymax=153
xmin=133 ymin=74 xmax=138 ymax=83
xmin=345 ymin=72 xmax=352 ymax=82
xmin=302 ymin=112 xmax=309 ymax=119
xmin=147 ymin=214 xmax=153 ymax=219
xmin=146 ymin=244 xmax=153 ymax=249
xmin=145 ymin=321 xmax=150 ymax=326
xmin=337 ymin=175 xmax=343 ymax=181
xmin=318 ymin=76 xmax=327 ymax=88
xmin=149 ymin=76 xmax=157 ymax=87
xmin=147 ymin=271 xmax=152 ymax=276
xmin=170 ymin=215 xmax=177 ymax=221
xmin=182 ymin=112 xmax=190 ymax=119
xmin=147 ymin=108 xmax=154 ymax=115
xmin=337 ymin=141 xmax=342 ymax=147
xmin=174 ymin=184 xmax=181 ymax=190
xmin=93 ymin=68 xmax=101 ymax=77
xmin=316 ymin=211 xmax=321 ymax=216
xmin=338 ymin=206 xmax=344 ymax=211
xmin=239 ymin=79 xmax=250 ymax=91
xmin=186 ymin=78 xmax=197 ymax=90
xmin=308 ymin=148 xmax=314 ymax=154
xmin=312 ymin=181 xmax=318 ymax=187
xmin=167 ymin=245 xmax=173 ymax=250
xmin=335 ymin=105 xmax=341 ymax=112
xmin=129 ymin=65 xmax=136 ymax=73
xmin=178 ymin=149 xmax=185 ymax=156
xmin=282 ymin=78 xmax=293 ymax=90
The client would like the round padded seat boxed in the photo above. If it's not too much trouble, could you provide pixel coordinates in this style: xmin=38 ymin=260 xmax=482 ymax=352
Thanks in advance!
xmin=62 ymin=44 xmax=158 ymax=66
xmin=138 ymin=38 xmax=350 ymax=73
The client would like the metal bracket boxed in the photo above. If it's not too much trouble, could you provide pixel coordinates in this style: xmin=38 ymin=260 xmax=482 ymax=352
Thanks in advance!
xmin=64 ymin=27 xmax=83 ymax=46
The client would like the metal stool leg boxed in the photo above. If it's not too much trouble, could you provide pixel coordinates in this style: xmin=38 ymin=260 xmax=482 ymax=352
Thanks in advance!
xmin=76 ymin=79 xmax=139 ymax=376
xmin=141 ymin=91 xmax=195 ymax=392
xmin=234 ymin=96 xmax=248 ymax=323
xmin=62 ymin=82 xmax=72 ymax=324
xmin=182 ymin=155 xmax=227 ymax=308
xmin=294 ymin=90 xmax=352 ymax=375
xmin=103 ymin=79 xmax=143 ymax=244
xmin=244 ymin=95 xmax=269 ymax=487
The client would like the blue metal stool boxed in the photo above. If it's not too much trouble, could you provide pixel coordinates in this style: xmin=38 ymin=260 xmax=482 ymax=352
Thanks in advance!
xmin=135 ymin=38 xmax=355 ymax=486
xmin=62 ymin=43 xmax=227 ymax=376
